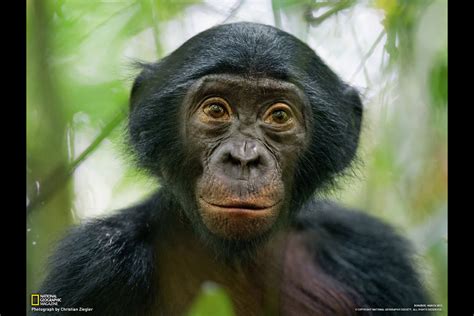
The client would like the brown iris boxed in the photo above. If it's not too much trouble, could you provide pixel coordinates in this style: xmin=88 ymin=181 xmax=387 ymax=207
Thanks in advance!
xmin=263 ymin=103 xmax=294 ymax=128
xmin=200 ymin=97 xmax=232 ymax=121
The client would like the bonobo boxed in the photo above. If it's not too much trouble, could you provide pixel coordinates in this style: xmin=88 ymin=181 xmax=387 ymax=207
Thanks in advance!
xmin=36 ymin=22 xmax=430 ymax=315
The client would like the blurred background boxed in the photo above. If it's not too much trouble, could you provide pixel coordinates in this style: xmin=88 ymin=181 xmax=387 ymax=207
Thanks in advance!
xmin=27 ymin=0 xmax=447 ymax=314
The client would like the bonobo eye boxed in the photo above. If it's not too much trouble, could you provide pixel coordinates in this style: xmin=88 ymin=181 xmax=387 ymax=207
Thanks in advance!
xmin=199 ymin=97 xmax=232 ymax=122
xmin=263 ymin=103 xmax=295 ymax=128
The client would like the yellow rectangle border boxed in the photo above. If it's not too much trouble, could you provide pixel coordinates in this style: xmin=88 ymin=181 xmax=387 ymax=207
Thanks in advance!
xmin=31 ymin=294 xmax=40 ymax=306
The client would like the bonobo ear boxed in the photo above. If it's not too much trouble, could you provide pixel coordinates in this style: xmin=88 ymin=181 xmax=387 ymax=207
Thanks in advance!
xmin=293 ymin=65 xmax=363 ymax=201
xmin=127 ymin=60 xmax=189 ymax=178
xmin=310 ymin=80 xmax=363 ymax=174
xmin=129 ymin=62 xmax=157 ymax=111
xmin=337 ymin=84 xmax=363 ymax=169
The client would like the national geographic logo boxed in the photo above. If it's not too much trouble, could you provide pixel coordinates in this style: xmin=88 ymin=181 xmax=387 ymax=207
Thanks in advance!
xmin=30 ymin=294 xmax=94 ymax=313
xmin=31 ymin=294 xmax=40 ymax=306
xmin=31 ymin=294 xmax=61 ymax=306
xmin=30 ymin=294 xmax=61 ymax=306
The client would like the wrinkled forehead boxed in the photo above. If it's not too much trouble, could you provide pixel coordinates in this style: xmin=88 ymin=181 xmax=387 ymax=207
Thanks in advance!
xmin=185 ymin=74 xmax=307 ymax=103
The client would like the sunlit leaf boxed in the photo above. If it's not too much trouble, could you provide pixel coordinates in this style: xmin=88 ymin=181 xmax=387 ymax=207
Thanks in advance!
xmin=186 ymin=282 xmax=235 ymax=316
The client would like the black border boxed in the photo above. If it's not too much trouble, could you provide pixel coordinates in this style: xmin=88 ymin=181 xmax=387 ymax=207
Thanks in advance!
xmin=2 ymin=1 xmax=27 ymax=315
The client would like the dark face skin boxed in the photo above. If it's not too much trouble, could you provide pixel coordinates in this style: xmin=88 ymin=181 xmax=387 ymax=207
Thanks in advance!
xmin=181 ymin=74 xmax=309 ymax=240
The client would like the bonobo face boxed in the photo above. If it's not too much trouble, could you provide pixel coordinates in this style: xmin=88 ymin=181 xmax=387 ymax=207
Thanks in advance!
xmin=129 ymin=23 xmax=363 ymax=255
xmin=182 ymin=74 xmax=309 ymax=240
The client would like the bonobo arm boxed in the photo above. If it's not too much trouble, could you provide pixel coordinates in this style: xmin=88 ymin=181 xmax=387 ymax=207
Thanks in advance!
xmin=291 ymin=200 xmax=432 ymax=315
xmin=33 ymin=194 xmax=163 ymax=316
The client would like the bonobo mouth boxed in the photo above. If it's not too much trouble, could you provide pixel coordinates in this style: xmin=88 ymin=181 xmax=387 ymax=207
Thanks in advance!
xmin=197 ymin=195 xmax=283 ymax=239
xmin=196 ymin=175 xmax=285 ymax=239
xmin=199 ymin=197 xmax=281 ymax=212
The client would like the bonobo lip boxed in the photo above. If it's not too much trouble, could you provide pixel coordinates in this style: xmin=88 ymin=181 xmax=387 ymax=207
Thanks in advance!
xmin=199 ymin=197 xmax=281 ymax=212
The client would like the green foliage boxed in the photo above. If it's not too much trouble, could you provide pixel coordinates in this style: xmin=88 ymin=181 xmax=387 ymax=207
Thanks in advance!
xmin=272 ymin=0 xmax=313 ymax=9
xmin=186 ymin=283 xmax=236 ymax=316
xmin=375 ymin=0 xmax=433 ymax=66
xmin=429 ymin=49 xmax=448 ymax=109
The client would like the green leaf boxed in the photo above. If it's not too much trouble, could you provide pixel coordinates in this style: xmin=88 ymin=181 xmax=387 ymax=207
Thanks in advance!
xmin=428 ymin=50 xmax=448 ymax=109
xmin=186 ymin=282 xmax=235 ymax=316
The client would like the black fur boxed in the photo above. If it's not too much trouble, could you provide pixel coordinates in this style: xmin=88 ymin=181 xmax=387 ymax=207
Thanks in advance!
xmin=34 ymin=194 xmax=430 ymax=315
xmin=36 ymin=196 xmax=161 ymax=315
xmin=33 ymin=22 xmax=430 ymax=315
xmin=294 ymin=201 xmax=430 ymax=314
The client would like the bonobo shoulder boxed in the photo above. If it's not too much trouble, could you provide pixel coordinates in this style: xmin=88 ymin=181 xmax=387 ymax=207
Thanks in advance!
xmin=294 ymin=200 xmax=409 ymax=241
xmin=292 ymin=200 xmax=431 ymax=312
xmin=35 ymin=197 xmax=161 ymax=316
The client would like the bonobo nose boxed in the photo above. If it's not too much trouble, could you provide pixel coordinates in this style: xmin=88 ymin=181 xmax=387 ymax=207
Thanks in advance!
xmin=231 ymin=140 xmax=259 ymax=166
xmin=214 ymin=139 xmax=271 ymax=179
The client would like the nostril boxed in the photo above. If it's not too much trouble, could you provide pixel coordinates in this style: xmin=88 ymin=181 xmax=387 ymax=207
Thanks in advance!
xmin=246 ymin=155 xmax=260 ymax=167
xmin=223 ymin=152 xmax=242 ymax=166
xmin=217 ymin=140 xmax=269 ymax=175
xmin=226 ymin=150 xmax=260 ymax=168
